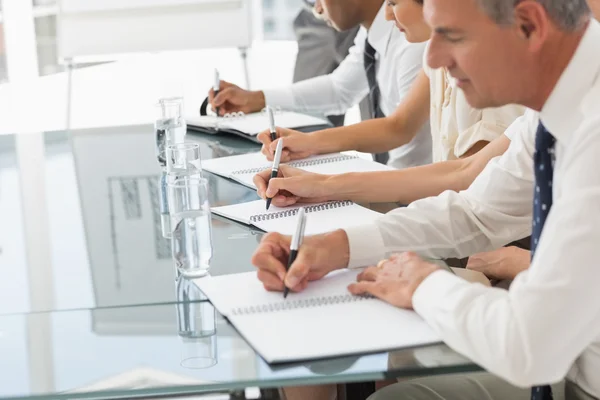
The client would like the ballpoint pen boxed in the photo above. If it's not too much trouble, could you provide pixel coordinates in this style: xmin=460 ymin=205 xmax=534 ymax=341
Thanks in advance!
xmin=213 ymin=68 xmax=220 ymax=116
xmin=284 ymin=207 xmax=306 ymax=299
xmin=267 ymin=106 xmax=277 ymax=143
xmin=265 ymin=139 xmax=283 ymax=210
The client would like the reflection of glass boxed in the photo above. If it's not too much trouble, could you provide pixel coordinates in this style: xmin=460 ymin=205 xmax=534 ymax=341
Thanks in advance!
xmin=177 ymin=277 xmax=217 ymax=369
xmin=166 ymin=143 xmax=202 ymax=176
xmin=155 ymin=97 xmax=186 ymax=167
xmin=169 ymin=177 xmax=213 ymax=278
xmin=158 ymin=171 xmax=171 ymax=239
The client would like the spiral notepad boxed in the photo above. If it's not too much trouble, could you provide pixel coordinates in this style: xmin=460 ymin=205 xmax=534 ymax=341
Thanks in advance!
xmin=187 ymin=110 xmax=330 ymax=143
xmin=211 ymin=199 xmax=382 ymax=236
xmin=202 ymin=151 xmax=393 ymax=190
xmin=194 ymin=270 xmax=441 ymax=363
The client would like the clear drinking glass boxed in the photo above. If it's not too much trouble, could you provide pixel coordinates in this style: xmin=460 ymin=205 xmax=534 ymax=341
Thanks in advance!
xmin=168 ymin=176 xmax=213 ymax=278
xmin=176 ymin=277 xmax=217 ymax=369
xmin=155 ymin=97 xmax=187 ymax=167
xmin=166 ymin=143 xmax=202 ymax=176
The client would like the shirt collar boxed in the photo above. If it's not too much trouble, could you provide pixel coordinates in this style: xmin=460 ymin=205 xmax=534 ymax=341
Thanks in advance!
xmin=541 ymin=19 xmax=600 ymax=143
xmin=367 ymin=2 xmax=395 ymax=57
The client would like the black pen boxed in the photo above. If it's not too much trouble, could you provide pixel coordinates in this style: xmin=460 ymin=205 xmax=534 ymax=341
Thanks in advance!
xmin=265 ymin=139 xmax=283 ymax=210
xmin=284 ymin=207 xmax=306 ymax=298
xmin=213 ymin=68 xmax=220 ymax=116
xmin=267 ymin=106 xmax=277 ymax=143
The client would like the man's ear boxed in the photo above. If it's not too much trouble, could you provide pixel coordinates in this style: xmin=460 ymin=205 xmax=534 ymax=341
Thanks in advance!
xmin=514 ymin=0 xmax=549 ymax=51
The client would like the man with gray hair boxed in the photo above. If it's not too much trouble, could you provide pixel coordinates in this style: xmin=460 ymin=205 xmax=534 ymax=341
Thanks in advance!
xmin=251 ymin=0 xmax=600 ymax=399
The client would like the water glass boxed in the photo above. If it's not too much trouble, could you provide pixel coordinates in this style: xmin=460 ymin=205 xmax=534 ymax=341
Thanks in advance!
xmin=166 ymin=143 xmax=202 ymax=176
xmin=155 ymin=97 xmax=187 ymax=166
xmin=168 ymin=177 xmax=213 ymax=278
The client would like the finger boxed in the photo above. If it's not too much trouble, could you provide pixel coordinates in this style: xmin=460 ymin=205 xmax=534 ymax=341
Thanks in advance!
xmin=251 ymin=234 xmax=289 ymax=280
xmin=357 ymin=266 xmax=380 ymax=282
xmin=253 ymin=174 xmax=268 ymax=199
xmin=262 ymin=146 xmax=275 ymax=161
xmin=208 ymin=88 xmax=215 ymax=103
xmin=257 ymin=269 xmax=285 ymax=291
xmin=213 ymin=87 xmax=235 ymax=107
xmin=279 ymin=150 xmax=291 ymax=163
xmin=348 ymin=281 xmax=382 ymax=297
xmin=256 ymin=130 xmax=272 ymax=146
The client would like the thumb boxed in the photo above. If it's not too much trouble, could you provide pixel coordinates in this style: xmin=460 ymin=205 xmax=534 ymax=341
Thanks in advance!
xmin=285 ymin=253 xmax=311 ymax=290
xmin=266 ymin=177 xmax=291 ymax=198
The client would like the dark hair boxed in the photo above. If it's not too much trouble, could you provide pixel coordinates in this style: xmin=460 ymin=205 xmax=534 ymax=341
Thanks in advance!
xmin=414 ymin=0 xmax=423 ymax=3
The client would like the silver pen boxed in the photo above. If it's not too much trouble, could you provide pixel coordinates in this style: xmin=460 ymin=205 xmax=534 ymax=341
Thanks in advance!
xmin=213 ymin=68 xmax=221 ymax=116
xmin=265 ymin=139 xmax=284 ymax=210
xmin=284 ymin=207 xmax=306 ymax=298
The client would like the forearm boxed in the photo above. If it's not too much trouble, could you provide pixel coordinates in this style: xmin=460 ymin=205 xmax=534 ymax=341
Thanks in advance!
xmin=309 ymin=116 xmax=415 ymax=154
xmin=324 ymin=158 xmax=472 ymax=204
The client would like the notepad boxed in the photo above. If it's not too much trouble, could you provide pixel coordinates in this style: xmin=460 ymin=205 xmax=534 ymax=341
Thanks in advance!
xmin=195 ymin=270 xmax=441 ymax=363
xmin=187 ymin=111 xmax=331 ymax=143
xmin=202 ymin=152 xmax=393 ymax=189
xmin=211 ymin=199 xmax=382 ymax=236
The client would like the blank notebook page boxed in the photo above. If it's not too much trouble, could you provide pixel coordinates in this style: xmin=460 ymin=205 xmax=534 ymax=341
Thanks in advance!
xmin=211 ymin=200 xmax=382 ymax=236
xmin=202 ymin=153 xmax=393 ymax=189
xmin=195 ymin=270 xmax=441 ymax=363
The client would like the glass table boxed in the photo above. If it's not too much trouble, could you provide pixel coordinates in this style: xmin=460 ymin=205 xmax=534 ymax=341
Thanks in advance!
xmin=0 ymin=126 xmax=480 ymax=399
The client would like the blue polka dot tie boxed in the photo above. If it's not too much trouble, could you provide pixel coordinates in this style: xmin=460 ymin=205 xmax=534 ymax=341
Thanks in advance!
xmin=530 ymin=122 xmax=556 ymax=400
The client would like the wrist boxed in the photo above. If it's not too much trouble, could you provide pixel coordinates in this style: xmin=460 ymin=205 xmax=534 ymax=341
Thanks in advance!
xmin=324 ymin=173 xmax=356 ymax=201
xmin=316 ymin=229 xmax=350 ymax=272
xmin=249 ymin=91 xmax=266 ymax=112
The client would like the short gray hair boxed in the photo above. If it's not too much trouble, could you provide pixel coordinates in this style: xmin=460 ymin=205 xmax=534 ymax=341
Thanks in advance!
xmin=477 ymin=0 xmax=590 ymax=31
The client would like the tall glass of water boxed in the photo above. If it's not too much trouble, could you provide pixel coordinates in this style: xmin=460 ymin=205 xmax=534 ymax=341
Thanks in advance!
xmin=168 ymin=176 xmax=213 ymax=278
xmin=155 ymin=97 xmax=187 ymax=166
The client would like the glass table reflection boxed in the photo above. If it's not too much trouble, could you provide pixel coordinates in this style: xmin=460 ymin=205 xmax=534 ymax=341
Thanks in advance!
xmin=0 ymin=295 xmax=476 ymax=400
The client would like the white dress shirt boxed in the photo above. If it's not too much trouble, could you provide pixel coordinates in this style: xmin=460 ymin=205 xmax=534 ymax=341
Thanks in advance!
xmin=344 ymin=20 xmax=600 ymax=397
xmin=423 ymin=44 xmax=526 ymax=162
xmin=263 ymin=4 xmax=432 ymax=170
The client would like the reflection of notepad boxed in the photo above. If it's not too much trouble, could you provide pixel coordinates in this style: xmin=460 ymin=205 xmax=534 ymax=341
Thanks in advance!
xmin=202 ymin=152 xmax=392 ymax=189
xmin=211 ymin=200 xmax=381 ymax=236
xmin=195 ymin=270 xmax=441 ymax=363
xmin=187 ymin=111 xmax=331 ymax=143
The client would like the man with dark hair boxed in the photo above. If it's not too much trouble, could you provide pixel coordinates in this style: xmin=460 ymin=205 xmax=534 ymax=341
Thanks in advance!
xmin=292 ymin=2 xmax=359 ymax=127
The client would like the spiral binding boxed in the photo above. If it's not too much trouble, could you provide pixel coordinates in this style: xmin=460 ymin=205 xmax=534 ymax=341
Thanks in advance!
xmin=231 ymin=154 xmax=358 ymax=176
xmin=231 ymin=294 xmax=372 ymax=316
xmin=249 ymin=200 xmax=352 ymax=223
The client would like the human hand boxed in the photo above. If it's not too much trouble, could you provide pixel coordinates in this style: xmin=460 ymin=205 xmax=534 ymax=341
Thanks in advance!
xmin=466 ymin=246 xmax=530 ymax=281
xmin=251 ymin=230 xmax=350 ymax=293
xmin=208 ymin=80 xmax=265 ymax=116
xmin=257 ymin=127 xmax=318 ymax=162
xmin=253 ymin=165 xmax=333 ymax=207
xmin=348 ymin=252 xmax=441 ymax=309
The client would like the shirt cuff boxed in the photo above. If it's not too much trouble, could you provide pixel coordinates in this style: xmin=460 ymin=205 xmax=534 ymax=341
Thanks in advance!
xmin=344 ymin=223 xmax=387 ymax=269
xmin=262 ymin=88 xmax=296 ymax=110
xmin=413 ymin=269 xmax=468 ymax=318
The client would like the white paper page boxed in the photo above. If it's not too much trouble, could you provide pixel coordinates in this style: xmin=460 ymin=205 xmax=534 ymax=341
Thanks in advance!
xmin=210 ymin=200 xmax=306 ymax=226
xmin=234 ymin=299 xmax=441 ymax=363
xmin=301 ymin=156 xmax=394 ymax=175
xmin=221 ymin=112 xmax=328 ymax=136
xmin=255 ymin=202 xmax=381 ymax=236
xmin=202 ymin=152 xmax=268 ymax=180
xmin=188 ymin=112 xmax=328 ymax=136
xmin=195 ymin=269 xmax=361 ymax=316
xmin=194 ymin=270 xmax=441 ymax=363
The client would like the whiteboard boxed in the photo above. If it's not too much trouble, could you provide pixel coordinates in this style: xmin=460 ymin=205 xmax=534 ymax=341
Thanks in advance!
xmin=58 ymin=0 xmax=253 ymax=60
